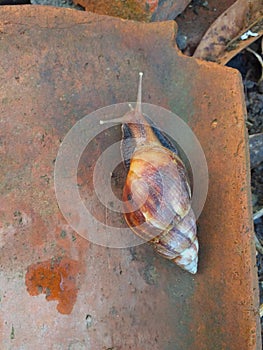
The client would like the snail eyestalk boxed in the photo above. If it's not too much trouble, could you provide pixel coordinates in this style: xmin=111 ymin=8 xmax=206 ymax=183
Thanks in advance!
xmin=135 ymin=72 xmax=143 ymax=115
xmin=99 ymin=72 xmax=144 ymax=126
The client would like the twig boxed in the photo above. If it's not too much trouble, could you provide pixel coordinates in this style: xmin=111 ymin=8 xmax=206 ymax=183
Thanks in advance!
xmin=254 ymin=208 xmax=263 ymax=221
xmin=246 ymin=47 xmax=263 ymax=83
xmin=254 ymin=234 xmax=263 ymax=255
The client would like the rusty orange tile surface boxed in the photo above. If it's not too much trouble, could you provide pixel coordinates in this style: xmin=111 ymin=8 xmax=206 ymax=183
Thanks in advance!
xmin=0 ymin=5 xmax=260 ymax=349
xmin=25 ymin=258 xmax=80 ymax=315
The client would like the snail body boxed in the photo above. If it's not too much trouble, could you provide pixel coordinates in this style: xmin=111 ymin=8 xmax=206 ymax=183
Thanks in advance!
xmin=101 ymin=73 xmax=198 ymax=274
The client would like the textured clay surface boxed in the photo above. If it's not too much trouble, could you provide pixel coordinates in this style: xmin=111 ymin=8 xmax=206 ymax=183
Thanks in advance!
xmin=0 ymin=5 xmax=261 ymax=350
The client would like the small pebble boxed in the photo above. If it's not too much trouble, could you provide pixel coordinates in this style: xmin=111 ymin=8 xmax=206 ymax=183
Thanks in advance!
xmin=176 ymin=33 xmax=188 ymax=51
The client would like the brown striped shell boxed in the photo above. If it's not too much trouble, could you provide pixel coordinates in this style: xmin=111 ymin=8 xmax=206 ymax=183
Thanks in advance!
xmin=101 ymin=72 xmax=198 ymax=274
xmin=123 ymin=144 xmax=198 ymax=274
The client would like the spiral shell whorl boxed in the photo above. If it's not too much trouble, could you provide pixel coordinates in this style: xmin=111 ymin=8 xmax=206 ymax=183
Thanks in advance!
xmin=123 ymin=143 xmax=199 ymax=274
xmin=150 ymin=209 xmax=198 ymax=274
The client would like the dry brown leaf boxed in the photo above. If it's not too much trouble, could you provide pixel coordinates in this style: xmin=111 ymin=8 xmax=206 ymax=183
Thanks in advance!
xmin=217 ymin=17 xmax=263 ymax=65
xmin=217 ymin=35 xmax=263 ymax=65
xmin=193 ymin=0 xmax=263 ymax=62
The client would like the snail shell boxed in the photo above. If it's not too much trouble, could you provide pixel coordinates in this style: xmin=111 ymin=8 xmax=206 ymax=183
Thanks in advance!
xmin=101 ymin=73 xmax=198 ymax=274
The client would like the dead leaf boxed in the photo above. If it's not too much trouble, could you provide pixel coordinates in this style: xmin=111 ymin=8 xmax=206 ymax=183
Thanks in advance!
xmin=175 ymin=0 xmax=238 ymax=56
xmin=217 ymin=18 xmax=263 ymax=65
xmin=193 ymin=0 xmax=263 ymax=62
